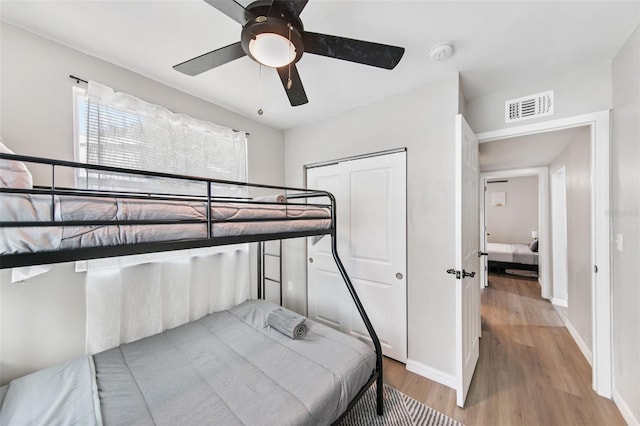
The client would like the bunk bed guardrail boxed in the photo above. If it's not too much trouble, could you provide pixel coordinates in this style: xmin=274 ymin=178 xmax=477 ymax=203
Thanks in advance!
xmin=0 ymin=152 xmax=384 ymax=420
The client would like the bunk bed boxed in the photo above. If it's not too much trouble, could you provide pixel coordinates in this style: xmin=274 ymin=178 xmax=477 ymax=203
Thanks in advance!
xmin=0 ymin=152 xmax=384 ymax=425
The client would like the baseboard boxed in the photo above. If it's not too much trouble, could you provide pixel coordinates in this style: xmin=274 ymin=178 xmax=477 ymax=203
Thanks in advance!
xmin=405 ymin=359 xmax=456 ymax=389
xmin=613 ymin=388 xmax=640 ymax=426
xmin=562 ymin=317 xmax=593 ymax=366
xmin=552 ymin=298 xmax=568 ymax=307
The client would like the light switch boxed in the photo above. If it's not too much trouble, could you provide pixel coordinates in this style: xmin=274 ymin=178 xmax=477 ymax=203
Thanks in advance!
xmin=615 ymin=234 xmax=623 ymax=252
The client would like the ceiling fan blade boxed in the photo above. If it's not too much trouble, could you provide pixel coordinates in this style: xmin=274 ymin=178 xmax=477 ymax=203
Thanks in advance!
xmin=272 ymin=0 xmax=309 ymax=17
xmin=203 ymin=0 xmax=255 ymax=25
xmin=276 ymin=64 xmax=308 ymax=106
xmin=304 ymin=32 xmax=405 ymax=70
xmin=173 ymin=42 xmax=246 ymax=76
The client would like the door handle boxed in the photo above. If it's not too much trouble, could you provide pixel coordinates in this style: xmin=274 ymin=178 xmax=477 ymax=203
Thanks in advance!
xmin=447 ymin=268 xmax=460 ymax=279
xmin=462 ymin=270 xmax=476 ymax=278
xmin=478 ymin=251 xmax=488 ymax=257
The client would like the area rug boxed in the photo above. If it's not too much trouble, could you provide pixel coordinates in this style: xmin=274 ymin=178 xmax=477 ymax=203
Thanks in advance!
xmin=338 ymin=384 xmax=463 ymax=426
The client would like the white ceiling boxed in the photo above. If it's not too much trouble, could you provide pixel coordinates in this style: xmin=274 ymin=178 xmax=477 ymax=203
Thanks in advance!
xmin=2 ymin=1 xmax=639 ymax=130
xmin=479 ymin=125 xmax=589 ymax=172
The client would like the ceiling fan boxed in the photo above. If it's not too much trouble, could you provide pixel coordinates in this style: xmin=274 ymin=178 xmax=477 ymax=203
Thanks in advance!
xmin=173 ymin=0 xmax=405 ymax=107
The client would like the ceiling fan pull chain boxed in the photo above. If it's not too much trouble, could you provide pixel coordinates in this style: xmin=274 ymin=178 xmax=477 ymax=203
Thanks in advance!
xmin=287 ymin=24 xmax=293 ymax=90
xmin=258 ymin=64 xmax=264 ymax=115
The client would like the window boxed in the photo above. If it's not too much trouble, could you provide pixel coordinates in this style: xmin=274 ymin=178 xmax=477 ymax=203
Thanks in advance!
xmin=73 ymin=82 xmax=247 ymax=197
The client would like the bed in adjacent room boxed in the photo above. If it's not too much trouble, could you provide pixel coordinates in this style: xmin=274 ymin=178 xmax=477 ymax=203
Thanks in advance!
xmin=487 ymin=241 xmax=539 ymax=273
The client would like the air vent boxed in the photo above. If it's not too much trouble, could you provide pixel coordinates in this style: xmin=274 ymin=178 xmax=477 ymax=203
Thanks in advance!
xmin=505 ymin=90 xmax=554 ymax=123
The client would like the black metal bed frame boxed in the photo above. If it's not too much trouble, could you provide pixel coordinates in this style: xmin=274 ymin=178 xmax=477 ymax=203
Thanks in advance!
xmin=0 ymin=152 xmax=384 ymax=419
xmin=488 ymin=260 xmax=539 ymax=273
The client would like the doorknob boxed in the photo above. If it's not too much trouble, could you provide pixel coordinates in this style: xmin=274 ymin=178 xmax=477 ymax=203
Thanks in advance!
xmin=396 ymin=272 xmax=403 ymax=280
xmin=308 ymin=257 xmax=313 ymax=263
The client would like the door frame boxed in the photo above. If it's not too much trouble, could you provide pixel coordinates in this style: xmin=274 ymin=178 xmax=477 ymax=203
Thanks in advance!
xmin=479 ymin=168 xmax=548 ymax=293
xmin=476 ymin=110 xmax=612 ymax=397
xmin=551 ymin=166 xmax=569 ymax=307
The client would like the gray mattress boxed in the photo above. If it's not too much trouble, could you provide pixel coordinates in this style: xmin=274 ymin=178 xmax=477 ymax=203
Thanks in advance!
xmin=96 ymin=300 xmax=376 ymax=425
xmin=0 ymin=193 xmax=331 ymax=255
xmin=0 ymin=300 xmax=375 ymax=425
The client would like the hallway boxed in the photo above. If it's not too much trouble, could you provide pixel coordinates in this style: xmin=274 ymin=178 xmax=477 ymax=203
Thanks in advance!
xmin=383 ymin=273 xmax=625 ymax=425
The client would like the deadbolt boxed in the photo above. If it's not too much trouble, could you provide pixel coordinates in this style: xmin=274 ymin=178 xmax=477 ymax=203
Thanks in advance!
xmin=396 ymin=272 xmax=403 ymax=280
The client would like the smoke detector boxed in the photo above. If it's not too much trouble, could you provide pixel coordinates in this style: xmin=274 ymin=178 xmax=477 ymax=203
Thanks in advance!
xmin=429 ymin=43 xmax=454 ymax=61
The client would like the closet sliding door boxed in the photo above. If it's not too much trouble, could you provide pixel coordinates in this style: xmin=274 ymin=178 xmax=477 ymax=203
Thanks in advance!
xmin=306 ymin=151 xmax=407 ymax=362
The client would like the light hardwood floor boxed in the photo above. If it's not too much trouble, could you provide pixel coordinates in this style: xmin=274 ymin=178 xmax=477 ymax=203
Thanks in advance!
xmin=383 ymin=273 xmax=625 ymax=426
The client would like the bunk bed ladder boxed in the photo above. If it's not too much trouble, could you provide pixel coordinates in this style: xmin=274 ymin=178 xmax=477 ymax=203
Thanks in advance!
xmin=257 ymin=240 xmax=283 ymax=305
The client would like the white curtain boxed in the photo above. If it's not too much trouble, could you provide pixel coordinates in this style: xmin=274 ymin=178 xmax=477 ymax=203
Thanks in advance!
xmin=85 ymin=245 xmax=250 ymax=354
xmin=79 ymin=82 xmax=251 ymax=354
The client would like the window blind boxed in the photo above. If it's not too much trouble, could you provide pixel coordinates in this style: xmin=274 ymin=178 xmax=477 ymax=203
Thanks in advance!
xmin=74 ymin=82 xmax=247 ymax=197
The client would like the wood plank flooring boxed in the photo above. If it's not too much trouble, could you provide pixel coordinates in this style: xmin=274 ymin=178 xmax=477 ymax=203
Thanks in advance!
xmin=383 ymin=273 xmax=625 ymax=426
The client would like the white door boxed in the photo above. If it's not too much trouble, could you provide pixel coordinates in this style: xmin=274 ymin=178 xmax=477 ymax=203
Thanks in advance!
xmin=454 ymin=115 xmax=480 ymax=407
xmin=307 ymin=151 xmax=407 ymax=362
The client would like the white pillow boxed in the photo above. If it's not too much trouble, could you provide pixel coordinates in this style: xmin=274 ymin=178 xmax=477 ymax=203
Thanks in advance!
xmin=0 ymin=138 xmax=33 ymax=189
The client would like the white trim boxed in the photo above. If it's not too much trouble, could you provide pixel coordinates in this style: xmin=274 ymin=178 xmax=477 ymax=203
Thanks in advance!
xmin=551 ymin=167 xmax=569 ymax=304
xmin=552 ymin=298 xmax=568 ymax=307
xmin=564 ymin=316 xmax=593 ymax=366
xmin=304 ymin=147 xmax=407 ymax=169
xmin=613 ymin=388 xmax=640 ymax=426
xmin=480 ymin=167 xmax=550 ymax=300
xmin=477 ymin=111 xmax=605 ymax=142
xmin=406 ymin=359 xmax=456 ymax=389
xmin=477 ymin=110 xmax=612 ymax=398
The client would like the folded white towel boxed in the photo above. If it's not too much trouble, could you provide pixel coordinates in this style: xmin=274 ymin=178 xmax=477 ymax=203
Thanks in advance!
xmin=267 ymin=307 xmax=308 ymax=339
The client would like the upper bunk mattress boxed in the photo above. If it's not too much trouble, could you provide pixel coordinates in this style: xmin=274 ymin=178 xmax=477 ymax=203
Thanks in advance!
xmin=0 ymin=193 xmax=331 ymax=255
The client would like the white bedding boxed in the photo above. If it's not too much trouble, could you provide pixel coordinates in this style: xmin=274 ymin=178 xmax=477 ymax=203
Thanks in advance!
xmin=0 ymin=193 xmax=331 ymax=255
xmin=487 ymin=242 xmax=538 ymax=265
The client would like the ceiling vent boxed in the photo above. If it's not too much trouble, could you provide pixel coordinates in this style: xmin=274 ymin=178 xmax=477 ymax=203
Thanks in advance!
xmin=505 ymin=90 xmax=554 ymax=123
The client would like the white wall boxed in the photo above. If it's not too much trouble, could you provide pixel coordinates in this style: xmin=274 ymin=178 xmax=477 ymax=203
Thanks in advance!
xmin=549 ymin=134 xmax=592 ymax=351
xmin=485 ymin=176 xmax=538 ymax=244
xmin=466 ymin=62 xmax=612 ymax=134
xmin=284 ymin=73 xmax=461 ymax=378
xmin=0 ymin=22 xmax=285 ymax=385
xmin=611 ymin=24 xmax=640 ymax=424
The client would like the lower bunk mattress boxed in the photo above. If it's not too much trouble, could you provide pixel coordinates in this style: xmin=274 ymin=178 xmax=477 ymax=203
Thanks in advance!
xmin=0 ymin=300 xmax=376 ymax=425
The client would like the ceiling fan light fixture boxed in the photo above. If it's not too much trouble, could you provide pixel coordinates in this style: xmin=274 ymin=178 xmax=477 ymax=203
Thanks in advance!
xmin=241 ymin=14 xmax=304 ymax=69
xmin=249 ymin=32 xmax=296 ymax=68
